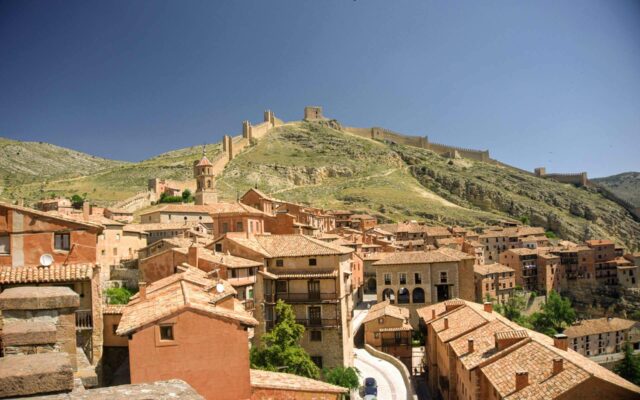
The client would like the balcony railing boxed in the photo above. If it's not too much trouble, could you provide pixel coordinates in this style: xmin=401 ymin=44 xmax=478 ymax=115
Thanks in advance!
xmin=295 ymin=318 xmax=340 ymax=328
xmin=276 ymin=292 xmax=338 ymax=302
xmin=75 ymin=310 xmax=93 ymax=330
xmin=382 ymin=338 xmax=410 ymax=346
xmin=243 ymin=300 xmax=255 ymax=311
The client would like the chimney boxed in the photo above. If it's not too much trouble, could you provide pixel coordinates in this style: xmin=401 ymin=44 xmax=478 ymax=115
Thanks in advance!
xmin=431 ymin=309 xmax=436 ymax=320
xmin=139 ymin=282 xmax=147 ymax=300
xmin=444 ymin=317 xmax=449 ymax=330
xmin=17 ymin=199 xmax=24 ymax=207
xmin=553 ymin=334 xmax=568 ymax=351
xmin=468 ymin=339 xmax=474 ymax=353
xmin=515 ymin=371 xmax=529 ymax=391
xmin=552 ymin=357 xmax=564 ymax=375
xmin=483 ymin=301 xmax=493 ymax=313
xmin=188 ymin=245 xmax=200 ymax=269
xmin=82 ymin=201 xmax=90 ymax=220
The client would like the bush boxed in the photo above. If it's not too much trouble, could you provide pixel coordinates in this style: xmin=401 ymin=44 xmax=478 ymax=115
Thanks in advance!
xmin=105 ymin=287 xmax=136 ymax=304
xmin=545 ymin=230 xmax=558 ymax=239
xmin=159 ymin=193 xmax=183 ymax=203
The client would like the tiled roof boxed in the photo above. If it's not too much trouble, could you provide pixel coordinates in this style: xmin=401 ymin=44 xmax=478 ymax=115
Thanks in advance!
xmin=0 ymin=201 xmax=103 ymax=230
xmin=432 ymin=305 xmax=491 ymax=342
xmin=116 ymin=267 xmax=257 ymax=335
xmin=0 ymin=264 xmax=93 ymax=284
xmin=424 ymin=226 xmax=452 ymax=237
xmin=103 ymin=304 xmax=125 ymax=314
xmin=362 ymin=300 xmax=410 ymax=324
xmin=585 ymin=239 xmax=615 ymax=246
xmin=377 ymin=222 xmax=426 ymax=234
xmin=474 ymin=263 xmax=515 ymax=276
xmin=130 ymin=221 xmax=203 ymax=232
xmin=564 ymin=318 xmax=638 ymax=338
xmin=196 ymin=155 xmax=212 ymax=166
xmin=140 ymin=202 xmax=266 ymax=216
xmin=373 ymin=248 xmax=474 ymax=266
xmin=502 ymin=248 xmax=539 ymax=256
xmin=274 ymin=271 xmax=338 ymax=279
xmin=243 ymin=188 xmax=279 ymax=202
xmin=379 ymin=326 xmax=413 ymax=332
xmin=250 ymin=369 xmax=347 ymax=394
xmin=450 ymin=319 xmax=517 ymax=370
xmin=172 ymin=248 xmax=262 ymax=268
xmin=228 ymin=234 xmax=354 ymax=258
xmin=416 ymin=302 xmax=448 ymax=323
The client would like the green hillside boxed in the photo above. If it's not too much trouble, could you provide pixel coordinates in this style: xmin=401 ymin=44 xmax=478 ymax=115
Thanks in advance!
xmin=216 ymin=122 xmax=640 ymax=249
xmin=592 ymin=172 xmax=640 ymax=208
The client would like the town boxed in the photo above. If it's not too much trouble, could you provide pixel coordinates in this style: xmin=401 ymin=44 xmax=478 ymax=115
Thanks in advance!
xmin=0 ymin=108 xmax=639 ymax=399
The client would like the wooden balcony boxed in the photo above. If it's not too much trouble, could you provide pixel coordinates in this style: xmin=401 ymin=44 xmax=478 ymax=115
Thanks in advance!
xmin=276 ymin=292 xmax=338 ymax=303
xmin=243 ymin=299 xmax=255 ymax=311
xmin=382 ymin=338 xmax=410 ymax=346
xmin=75 ymin=310 xmax=93 ymax=331
xmin=295 ymin=318 xmax=340 ymax=328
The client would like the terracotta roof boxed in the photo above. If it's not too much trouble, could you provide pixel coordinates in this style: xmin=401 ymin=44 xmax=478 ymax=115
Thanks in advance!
xmin=379 ymin=326 xmax=413 ymax=332
xmin=171 ymin=248 xmax=262 ymax=268
xmin=585 ymin=239 xmax=615 ymax=246
xmin=131 ymin=221 xmax=203 ymax=232
xmin=116 ymin=267 xmax=257 ymax=335
xmin=424 ymin=226 xmax=452 ymax=237
xmin=274 ymin=271 xmax=338 ymax=279
xmin=0 ymin=201 xmax=103 ymax=230
xmin=416 ymin=302 xmax=448 ymax=323
xmin=362 ymin=300 xmax=410 ymax=324
xmin=377 ymin=222 xmax=427 ymax=234
xmin=250 ymin=369 xmax=347 ymax=394
xmin=243 ymin=188 xmax=278 ymax=202
xmin=103 ymin=304 xmax=125 ymax=314
xmin=140 ymin=202 xmax=266 ymax=216
xmin=450 ymin=319 xmax=519 ymax=370
xmin=474 ymin=263 xmax=515 ymax=276
xmin=564 ymin=318 xmax=638 ymax=338
xmin=196 ymin=155 xmax=213 ymax=166
xmin=503 ymin=248 xmax=539 ymax=256
xmin=432 ymin=305 xmax=491 ymax=342
xmin=373 ymin=248 xmax=474 ymax=266
xmin=224 ymin=234 xmax=354 ymax=258
xmin=0 ymin=264 xmax=93 ymax=284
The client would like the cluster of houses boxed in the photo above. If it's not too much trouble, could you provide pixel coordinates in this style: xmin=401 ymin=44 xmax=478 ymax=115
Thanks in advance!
xmin=1 ymin=151 xmax=640 ymax=399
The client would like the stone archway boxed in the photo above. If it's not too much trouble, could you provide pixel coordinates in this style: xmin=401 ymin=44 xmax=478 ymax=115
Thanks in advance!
xmin=382 ymin=288 xmax=395 ymax=304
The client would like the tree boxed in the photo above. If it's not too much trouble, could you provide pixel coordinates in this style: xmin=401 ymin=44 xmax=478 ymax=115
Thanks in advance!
xmin=540 ymin=291 xmax=576 ymax=332
xmin=323 ymin=366 xmax=359 ymax=396
xmin=495 ymin=293 xmax=527 ymax=322
xmin=70 ymin=194 xmax=85 ymax=209
xmin=105 ymin=287 xmax=136 ymax=304
xmin=250 ymin=300 xmax=320 ymax=379
xmin=181 ymin=189 xmax=193 ymax=202
xmin=614 ymin=342 xmax=640 ymax=385
xmin=519 ymin=215 xmax=530 ymax=225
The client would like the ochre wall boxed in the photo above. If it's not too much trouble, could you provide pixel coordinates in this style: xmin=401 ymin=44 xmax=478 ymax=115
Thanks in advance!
xmin=251 ymin=388 xmax=341 ymax=400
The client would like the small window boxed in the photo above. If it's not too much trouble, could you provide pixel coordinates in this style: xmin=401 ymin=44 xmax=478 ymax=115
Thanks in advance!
xmin=378 ymin=317 xmax=384 ymax=324
xmin=160 ymin=325 xmax=174 ymax=341
xmin=399 ymin=273 xmax=407 ymax=285
xmin=276 ymin=281 xmax=287 ymax=292
xmin=414 ymin=273 xmax=422 ymax=284
xmin=276 ymin=259 xmax=284 ymax=267
xmin=215 ymin=243 xmax=222 ymax=252
xmin=101 ymin=250 xmax=106 ymax=256
xmin=311 ymin=356 xmax=323 ymax=369
xmin=113 ymin=248 xmax=118 ymax=256
xmin=374 ymin=332 xmax=380 ymax=338
xmin=236 ymin=221 xmax=243 ymax=231
xmin=309 ymin=258 xmax=317 ymax=266
xmin=384 ymin=273 xmax=392 ymax=285
xmin=440 ymin=271 xmax=448 ymax=284
xmin=222 ymin=223 xmax=229 ymax=233
xmin=231 ymin=269 xmax=238 ymax=278
xmin=310 ymin=331 xmax=322 ymax=341
xmin=116 ymin=234 xmax=121 ymax=241
xmin=54 ymin=233 xmax=70 ymax=251
xmin=112 ymin=324 xmax=118 ymax=335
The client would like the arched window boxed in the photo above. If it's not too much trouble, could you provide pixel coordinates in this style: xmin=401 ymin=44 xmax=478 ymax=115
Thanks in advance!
xmin=397 ymin=287 xmax=410 ymax=304
xmin=412 ymin=288 xmax=425 ymax=304
xmin=366 ymin=278 xmax=377 ymax=293
xmin=382 ymin=288 xmax=395 ymax=304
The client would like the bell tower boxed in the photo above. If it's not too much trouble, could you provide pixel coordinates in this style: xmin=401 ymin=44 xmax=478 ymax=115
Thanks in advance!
xmin=194 ymin=146 xmax=218 ymax=205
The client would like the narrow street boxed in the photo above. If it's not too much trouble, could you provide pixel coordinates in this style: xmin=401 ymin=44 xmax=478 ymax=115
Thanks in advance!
xmin=352 ymin=295 xmax=409 ymax=400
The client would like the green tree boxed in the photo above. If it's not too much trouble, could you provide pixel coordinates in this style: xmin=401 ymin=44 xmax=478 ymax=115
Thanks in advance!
xmin=519 ymin=215 xmax=530 ymax=225
xmin=323 ymin=366 xmax=359 ymax=396
xmin=614 ymin=342 xmax=640 ymax=385
xmin=495 ymin=293 xmax=527 ymax=322
xmin=540 ymin=291 xmax=576 ymax=332
xmin=105 ymin=287 xmax=136 ymax=304
xmin=181 ymin=189 xmax=193 ymax=202
xmin=250 ymin=300 xmax=320 ymax=379
xmin=70 ymin=194 xmax=85 ymax=209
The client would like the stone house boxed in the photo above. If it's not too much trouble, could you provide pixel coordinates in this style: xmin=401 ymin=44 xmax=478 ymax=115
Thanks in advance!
xmin=373 ymin=248 xmax=475 ymax=327
xmin=473 ymin=263 xmax=515 ymax=304
xmin=462 ymin=239 xmax=485 ymax=265
xmin=103 ymin=207 xmax=134 ymax=223
xmin=116 ymin=267 xmax=258 ymax=400
xmin=133 ymin=221 xmax=209 ymax=244
xmin=564 ymin=317 xmax=639 ymax=357
xmin=0 ymin=201 xmax=103 ymax=267
xmin=212 ymin=233 xmax=355 ymax=370
xmin=250 ymin=369 xmax=346 ymax=400
xmin=499 ymin=248 xmax=561 ymax=294
xmin=362 ymin=300 xmax=413 ymax=368
xmin=240 ymin=188 xmax=278 ymax=215
xmin=586 ymin=239 xmax=619 ymax=285
xmin=35 ymin=197 xmax=74 ymax=214
xmin=417 ymin=299 xmax=640 ymax=400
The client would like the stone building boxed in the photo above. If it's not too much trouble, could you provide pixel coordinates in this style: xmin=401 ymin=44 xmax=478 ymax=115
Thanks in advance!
xmin=478 ymin=226 xmax=546 ymax=263
xmin=212 ymin=233 xmax=355 ymax=370
xmin=362 ymin=300 xmax=413 ymax=368
xmin=373 ymin=248 xmax=475 ymax=327
xmin=417 ymin=299 xmax=640 ymax=400
xmin=564 ymin=317 xmax=639 ymax=357
xmin=133 ymin=221 xmax=209 ymax=244
xmin=499 ymin=248 xmax=561 ymax=294
xmin=0 ymin=201 xmax=103 ymax=267
xmin=473 ymin=263 xmax=515 ymax=304
xmin=116 ymin=267 xmax=258 ymax=400
xmin=193 ymin=150 xmax=218 ymax=205
xmin=586 ymin=239 xmax=620 ymax=285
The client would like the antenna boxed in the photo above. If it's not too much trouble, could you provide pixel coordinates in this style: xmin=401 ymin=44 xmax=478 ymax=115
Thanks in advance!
xmin=40 ymin=254 xmax=53 ymax=267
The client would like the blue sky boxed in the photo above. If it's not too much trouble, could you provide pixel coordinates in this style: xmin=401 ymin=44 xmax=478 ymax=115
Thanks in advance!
xmin=1 ymin=0 xmax=638 ymax=177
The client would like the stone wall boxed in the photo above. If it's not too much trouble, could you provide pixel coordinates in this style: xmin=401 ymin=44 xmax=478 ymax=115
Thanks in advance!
xmin=365 ymin=344 xmax=418 ymax=400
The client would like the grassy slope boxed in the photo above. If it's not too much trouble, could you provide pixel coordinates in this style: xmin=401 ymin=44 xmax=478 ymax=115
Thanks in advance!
xmin=217 ymin=122 xmax=640 ymax=249
xmin=1 ymin=141 xmax=221 ymax=205
xmin=592 ymin=172 xmax=640 ymax=208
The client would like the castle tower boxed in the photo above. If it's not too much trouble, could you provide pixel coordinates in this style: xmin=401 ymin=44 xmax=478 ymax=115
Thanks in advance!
xmin=194 ymin=146 xmax=218 ymax=205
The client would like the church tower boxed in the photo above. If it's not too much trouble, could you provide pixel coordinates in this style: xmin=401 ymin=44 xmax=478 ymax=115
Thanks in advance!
xmin=194 ymin=146 xmax=218 ymax=205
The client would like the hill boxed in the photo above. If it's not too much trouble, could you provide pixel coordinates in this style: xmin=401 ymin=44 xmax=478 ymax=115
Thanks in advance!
xmin=0 ymin=138 xmax=221 ymax=204
xmin=592 ymin=172 xmax=640 ymax=208
xmin=216 ymin=122 xmax=640 ymax=249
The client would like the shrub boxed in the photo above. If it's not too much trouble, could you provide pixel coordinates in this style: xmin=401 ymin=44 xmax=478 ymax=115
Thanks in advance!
xmin=105 ymin=287 xmax=136 ymax=304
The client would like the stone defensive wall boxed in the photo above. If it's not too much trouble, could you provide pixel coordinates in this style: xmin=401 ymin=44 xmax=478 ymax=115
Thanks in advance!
xmin=112 ymin=191 xmax=157 ymax=212
xmin=343 ymin=125 xmax=490 ymax=162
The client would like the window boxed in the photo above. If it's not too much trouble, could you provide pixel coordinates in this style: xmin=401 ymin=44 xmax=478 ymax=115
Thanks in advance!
xmin=112 ymin=324 xmax=118 ymax=334
xmin=399 ymin=273 xmax=407 ymax=285
xmin=309 ymin=258 xmax=317 ymax=266
xmin=374 ymin=332 xmax=380 ymax=339
xmin=311 ymin=356 xmax=323 ymax=369
xmin=222 ymin=223 xmax=229 ymax=233
xmin=384 ymin=273 xmax=392 ymax=285
xmin=113 ymin=248 xmax=118 ymax=256
xmin=276 ymin=281 xmax=287 ymax=293
xmin=414 ymin=273 xmax=422 ymax=284
xmin=310 ymin=331 xmax=322 ymax=342
xmin=440 ymin=271 xmax=448 ymax=284
xmin=101 ymin=250 xmax=106 ymax=256
xmin=116 ymin=234 xmax=121 ymax=241
xmin=378 ymin=317 xmax=385 ymax=324
xmin=231 ymin=269 xmax=238 ymax=278
xmin=276 ymin=259 xmax=284 ymax=267
xmin=54 ymin=233 xmax=70 ymax=251
xmin=236 ymin=221 xmax=243 ymax=231
xmin=159 ymin=325 xmax=174 ymax=341
xmin=215 ymin=243 xmax=222 ymax=252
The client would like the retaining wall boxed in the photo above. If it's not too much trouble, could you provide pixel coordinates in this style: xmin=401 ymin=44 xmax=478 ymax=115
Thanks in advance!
xmin=364 ymin=344 xmax=418 ymax=400
xmin=112 ymin=191 xmax=157 ymax=213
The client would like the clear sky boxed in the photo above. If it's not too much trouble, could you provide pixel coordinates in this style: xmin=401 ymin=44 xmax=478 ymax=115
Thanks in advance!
xmin=1 ymin=0 xmax=638 ymax=177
